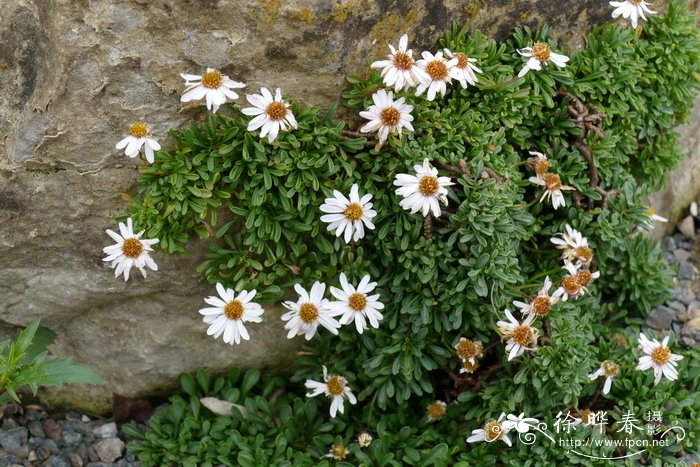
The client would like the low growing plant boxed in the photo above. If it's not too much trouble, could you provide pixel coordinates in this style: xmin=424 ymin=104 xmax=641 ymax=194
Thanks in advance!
xmin=120 ymin=2 xmax=700 ymax=465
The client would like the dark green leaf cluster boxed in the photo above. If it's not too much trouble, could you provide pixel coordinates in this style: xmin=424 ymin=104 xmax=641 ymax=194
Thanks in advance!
xmin=126 ymin=2 xmax=700 ymax=464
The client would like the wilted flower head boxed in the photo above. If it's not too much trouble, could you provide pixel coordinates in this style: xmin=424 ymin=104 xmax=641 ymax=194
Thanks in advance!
xmin=305 ymin=366 xmax=357 ymax=418
xmin=426 ymin=401 xmax=447 ymax=422
xmin=357 ymin=432 xmax=373 ymax=448
xmin=467 ymin=413 xmax=512 ymax=446
xmin=589 ymin=360 xmax=620 ymax=395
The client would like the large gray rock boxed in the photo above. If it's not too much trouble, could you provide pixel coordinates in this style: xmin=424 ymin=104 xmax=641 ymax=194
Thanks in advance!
xmin=0 ymin=0 xmax=697 ymax=413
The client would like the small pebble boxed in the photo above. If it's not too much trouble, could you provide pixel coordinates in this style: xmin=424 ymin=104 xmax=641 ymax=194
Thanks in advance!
xmin=27 ymin=420 xmax=45 ymax=437
xmin=674 ymin=248 xmax=691 ymax=262
xmin=93 ymin=422 xmax=118 ymax=439
xmin=647 ymin=306 xmax=676 ymax=330
xmin=678 ymin=261 xmax=696 ymax=280
xmin=43 ymin=419 xmax=62 ymax=441
xmin=690 ymin=201 xmax=698 ymax=217
xmin=678 ymin=215 xmax=695 ymax=239
xmin=69 ymin=452 xmax=85 ymax=467
xmin=0 ymin=427 xmax=28 ymax=451
xmin=93 ymin=437 xmax=125 ymax=463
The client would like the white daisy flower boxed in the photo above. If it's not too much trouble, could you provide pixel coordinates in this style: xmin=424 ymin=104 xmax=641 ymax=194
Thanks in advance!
xmin=426 ymin=401 xmax=447 ymax=422
xmin=527 ymin=151 xmax=551 ymax=177
xmin=242 ymin=87 xmax=297 ymax=143
xmin=359 ymin=89 xmax=414 ymax=143
xmin=370 ymin=34 xmax=430 ymax=91
xmin=467 ymin=413 xmax=512 ymax=446
xmin=503 ymin=413 xmax=540 ymax=433
xmin=455 ymin=338 xmax=483 ymax=365
xmin=393 ymin=158 xmax=454 ymax=217
xmin=643 ymin=207 xmax=668 ymax=228
xmin=517 ymin=42 xmax=570 ymax=78
xmin=550 ymin=224 xmax=593 ymax=267
xmin=529 ymin=172 xmax=574 ymax=210
xmin=319 ymin=184 xmax=377 ymax=243
xmin=636 ymin=333 xmax=683 ymax=385
xmin=198 ymin=284 xmax=264 ymax=345
xmin=610 ymin=0 xmax=656 ymax=28
xmin=180 ymin=68 xmax=245 ymax=113
xmin=305 ymin=366 xmax=357 ymax=418
xmin=325 ymin=444 xmax=348 ymax=460
xmin=589 ymin=360 xmax=619 ymax=395
xmin=102 ymin=218 xmax=159 ymax=281
xmin=281 ymin=282 xmax=341 ymax=340
xmin=414 ymin=51 xmax=458 ymax=101
xmin=512 ymin=276 xmax=563 ymax=318
xmin=555 ymin=263 xmax=600 ymax=301
xmin=443 ymin=49 xmax=482 ymax=88
xmin=496 ymin=309 xmax=539 ymax=361
xmin=357 ymin=432 xmax=373 ymax=448
xmin=328 ymin=273 xmax=384 ymax=334
xmin=115 ymin=122 xmax=161 ymax=164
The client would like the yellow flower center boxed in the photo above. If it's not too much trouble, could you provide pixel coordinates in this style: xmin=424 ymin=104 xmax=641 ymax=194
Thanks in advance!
xmin=455 ymin=338 xmax=483 ymax=361
xmin=461 ymin=359 xmax=479 ymax=373
xmin=579 ymin=409 xmax=595 ymax=425
xmin=392 ymin=51 xmax=414 ymax=71
xmin=224 ymin=300 xmax=244 ymax=320
xmin=628 ymin=0 xmax=643 ymax=4
xmin=512 ymin=325 xmax=534 ymax=347
xmin=121 ymin=238 xmax=143 ymax=259
xmin=575 ymin=246 xmax=594 ymax=264
xmin=348 ymin=292 xmax=367 ymax=311
xmin=379 ymin=107 xmax=401 ymax=127
xmin=265 ymin=101 xmax=287 ymax=121
xmin=201 ymin=70 xmax=224 ymax=89
xmin=426 ymin=60 xmax=448 ymax=80
xmin=484 ymin=421 xmax=504 ymax=441
xmin=427 ymin=401 xmax=446 ymax=420
xmin=531 ymin=42 xmax=551 ymax=63
xmin=454 ymin=52 xmax=469 ymax=69
xmin=129 ymin=122 xmax=149 ymax=138
xmin=602 ymin=360 xmax=619 ymax=377
xmin=343 ymin=202 xmax=364 ymax=221
xmin=419 ymin=175 xmax=440 ymax=197
xmin=543 ymin=173 xmax=562 ymax=191
xmin=576 ymin=269 xmax=593 ymax=287
xmin=299 ymin=303 xmax=319 ymax=323
xmin=326 ymin=375 xmax=346 ymax=396
xmin=648 ymin=208 xmax=656 ymax=216
xmin=562 ymin=275 xmax=581 ymax=295
xmin=534 ymin=158 xmax=550 ymax=176
xmin=651 ymin=346 xmax=672 ymax=366
xmin=532 ymin=295 xmax=552 ymax=317
xmin=330 ymin=444 xmax=347 ymax=460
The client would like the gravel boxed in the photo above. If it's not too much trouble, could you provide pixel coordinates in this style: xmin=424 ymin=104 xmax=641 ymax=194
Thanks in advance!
xmin=0 ymin=406 xmax=139 ymax=467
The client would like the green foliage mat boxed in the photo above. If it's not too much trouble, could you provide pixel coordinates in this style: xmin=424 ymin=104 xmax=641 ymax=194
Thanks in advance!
xmin=124 ymin=2 xmax=700 ymax=465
